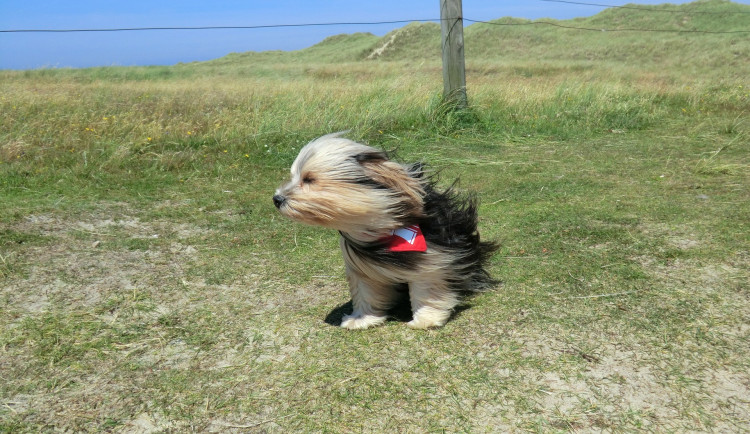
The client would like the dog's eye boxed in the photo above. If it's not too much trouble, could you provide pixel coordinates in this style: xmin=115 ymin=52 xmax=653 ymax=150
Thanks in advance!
xmin=302 ymin=175 xmax=315 ymax=184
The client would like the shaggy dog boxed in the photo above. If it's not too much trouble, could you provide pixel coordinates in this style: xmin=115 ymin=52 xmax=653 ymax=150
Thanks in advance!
xmin=273 ymin=133 xmax=497 ymax=329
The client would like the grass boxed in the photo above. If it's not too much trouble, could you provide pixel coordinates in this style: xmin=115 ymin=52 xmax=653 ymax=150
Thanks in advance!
xmin=2 ymin=2 xmax=750 ymax=431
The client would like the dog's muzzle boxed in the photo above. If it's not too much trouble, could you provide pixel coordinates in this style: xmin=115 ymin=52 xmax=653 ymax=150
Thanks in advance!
xmin=272 ymin=194 xmax=286 ymax=209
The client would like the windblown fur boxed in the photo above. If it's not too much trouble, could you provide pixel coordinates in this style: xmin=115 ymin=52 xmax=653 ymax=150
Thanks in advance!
xmin=273 ymin=132 xmax=497 ymax=329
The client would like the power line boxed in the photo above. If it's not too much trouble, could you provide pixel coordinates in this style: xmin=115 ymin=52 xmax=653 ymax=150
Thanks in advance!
xmin=464 ymin=18 xmax=750 ymax=34
xmin=0 ymin=19 xmax=439 ymax=33
xmin=2 ymin=15 xmax=749 ymax=35
xmin=539 ymin=0 xmax=750 ymax=14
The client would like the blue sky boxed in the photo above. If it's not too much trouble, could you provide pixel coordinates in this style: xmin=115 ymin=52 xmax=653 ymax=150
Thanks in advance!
xmin=1 ymin=1 xmax=747 ymax=69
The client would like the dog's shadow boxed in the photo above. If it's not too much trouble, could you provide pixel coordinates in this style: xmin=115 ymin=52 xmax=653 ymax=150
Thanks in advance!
xmin=324 ymin=299 xmax=471 ymax=327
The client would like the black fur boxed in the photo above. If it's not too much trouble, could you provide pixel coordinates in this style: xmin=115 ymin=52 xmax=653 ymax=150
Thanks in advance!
xmin=354 ymin=177 xmax=388 ymax=189
xmin=418 ymin=180 xmax=498 ymax=291
xmin=353 ymin=151 xmax=388 ymax=163
xmin=340 ymin=165 xmax=498 ymax=292
xmin=339 ymin=231 xmax=425 ymax=270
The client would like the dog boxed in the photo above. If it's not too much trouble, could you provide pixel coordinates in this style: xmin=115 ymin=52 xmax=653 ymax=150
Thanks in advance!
xmin=273 ymin=132 xmax=497 ymax=329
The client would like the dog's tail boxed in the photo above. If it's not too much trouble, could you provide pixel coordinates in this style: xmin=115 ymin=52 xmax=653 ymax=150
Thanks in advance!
xmin=418 ymin=180 xmax=499 ymax=292
xmin=468 ymin=238 xmax=501 ymax=291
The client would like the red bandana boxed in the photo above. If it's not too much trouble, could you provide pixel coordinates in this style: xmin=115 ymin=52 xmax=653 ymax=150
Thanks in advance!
xmin=385 ymin=225 xmax=427 ymax=252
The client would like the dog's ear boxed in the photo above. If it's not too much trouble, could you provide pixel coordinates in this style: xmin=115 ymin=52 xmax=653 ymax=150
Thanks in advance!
xmin=353 ymin=151 xmax=388 ymax=163
xmin=355 ymin=153 xmax=424 ymax=212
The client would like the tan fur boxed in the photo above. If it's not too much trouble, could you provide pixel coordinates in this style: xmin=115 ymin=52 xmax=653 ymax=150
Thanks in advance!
xmin=360 ymin=159 xmax=425 ymax=214
xmin=275 ymin=135 xmax=416 ymax=236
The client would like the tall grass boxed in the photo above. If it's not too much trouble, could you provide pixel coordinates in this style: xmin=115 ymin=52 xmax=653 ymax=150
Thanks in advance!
xmin=1 ymin=65 xmax=423 ymax=170
xmin=3 ymin=58 xmax=746 ymax=175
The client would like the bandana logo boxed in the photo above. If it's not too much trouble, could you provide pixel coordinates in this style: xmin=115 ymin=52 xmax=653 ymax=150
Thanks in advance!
xmin=386 ymin=225 xmax=427 ymax=252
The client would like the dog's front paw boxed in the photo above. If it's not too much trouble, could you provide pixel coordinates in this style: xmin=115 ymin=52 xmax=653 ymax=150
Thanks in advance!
xmin=407 ymin=307 xmax=450 ymax=329
xmin=340 ymin=312 xmax=387 ymax=330
xmin=406 ymin=318 xmax=446 ymax=329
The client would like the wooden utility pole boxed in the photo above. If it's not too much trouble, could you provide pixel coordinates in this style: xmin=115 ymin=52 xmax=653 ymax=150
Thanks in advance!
xmin=440 ymin=0 xmax=467 ymax=109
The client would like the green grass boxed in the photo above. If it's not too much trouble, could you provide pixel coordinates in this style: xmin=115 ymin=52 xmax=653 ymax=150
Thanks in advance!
xmin=1 ymin=1 xmax=750 ymax=431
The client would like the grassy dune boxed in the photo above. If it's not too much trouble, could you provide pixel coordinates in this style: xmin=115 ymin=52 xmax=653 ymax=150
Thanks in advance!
xmin=1 ymin=1 xmax=749 ymax=431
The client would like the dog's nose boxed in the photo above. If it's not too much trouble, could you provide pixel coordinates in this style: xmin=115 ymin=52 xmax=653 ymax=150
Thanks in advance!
xmin=272 ymin=194 xmax=286 ymax=209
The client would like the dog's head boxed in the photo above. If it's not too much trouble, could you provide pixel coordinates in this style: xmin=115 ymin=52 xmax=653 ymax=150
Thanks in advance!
xmin=273 ymin=133 xmax=424 ymax=237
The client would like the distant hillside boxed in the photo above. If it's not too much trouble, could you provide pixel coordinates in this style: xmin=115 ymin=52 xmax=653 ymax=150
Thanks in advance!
xmin=461 ymin=0 xmax=750 ymax=73
xmin=208 ymin=0 xmax=749 ymax=74
xmin=364 ymin=22 xmax=441 ymax=60
xmin=211 ymin=32 xmax=380 ymax=65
